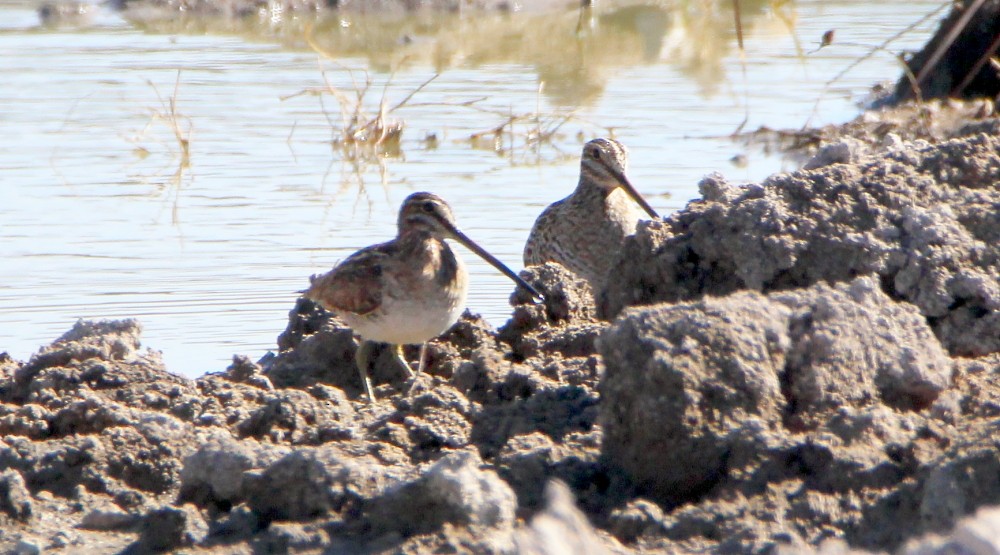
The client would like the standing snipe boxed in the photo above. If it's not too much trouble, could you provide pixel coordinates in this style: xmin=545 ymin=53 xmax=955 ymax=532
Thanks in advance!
xmin=304 ymin=192 xmax=541 ymax=401
xmin=523 ymin=138 xmax=659 ymax=288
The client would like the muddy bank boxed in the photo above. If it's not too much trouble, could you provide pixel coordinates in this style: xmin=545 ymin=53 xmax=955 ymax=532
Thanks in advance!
xmin=4 ymin=110 xmax=1000 ymax=552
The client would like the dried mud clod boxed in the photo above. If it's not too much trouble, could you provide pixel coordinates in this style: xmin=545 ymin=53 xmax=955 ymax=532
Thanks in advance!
xmin=601 ymin=131 xmax=1000 ymax=360
xmin=600 ymin=278 xmax=953 ymax=511
xmin=501 ymin=262 xmax=605 ymax=362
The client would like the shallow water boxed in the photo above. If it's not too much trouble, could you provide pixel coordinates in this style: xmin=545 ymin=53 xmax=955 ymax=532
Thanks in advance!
xmin=0 ymin=0 xmax=944 ymax=377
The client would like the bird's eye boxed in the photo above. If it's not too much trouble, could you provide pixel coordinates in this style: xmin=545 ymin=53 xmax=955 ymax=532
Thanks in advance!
xmin=422 ymin=201 xmax=435 ymax=213
xmin=591 ymin=149 xmax=602 ymax=161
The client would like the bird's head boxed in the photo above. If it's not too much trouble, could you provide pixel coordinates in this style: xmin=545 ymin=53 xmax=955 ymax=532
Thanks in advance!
xmin=579 ymin=138 xmax=659 ymax=219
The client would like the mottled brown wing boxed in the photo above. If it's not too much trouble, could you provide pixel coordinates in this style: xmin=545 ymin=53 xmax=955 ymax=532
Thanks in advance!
xmin=304 ymin=241 xmax=395 ymax=316
xmin=523 ymin=199 xmax=565 ymax=267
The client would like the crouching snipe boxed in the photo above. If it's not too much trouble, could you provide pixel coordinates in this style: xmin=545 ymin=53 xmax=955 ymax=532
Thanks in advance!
xmin=523 ymin=138 xmax=660 ymax=290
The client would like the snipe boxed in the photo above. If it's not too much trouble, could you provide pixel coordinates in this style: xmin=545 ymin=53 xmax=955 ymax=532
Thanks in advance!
xmin=305 ymin=192 xmax=541 ymax=401
xmin=523 ymin=138 xmax=659 ymax=288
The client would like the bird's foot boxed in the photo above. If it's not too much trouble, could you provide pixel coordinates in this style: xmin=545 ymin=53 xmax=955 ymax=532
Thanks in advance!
xmin=393 ymin=344 xmax=416 ymax=378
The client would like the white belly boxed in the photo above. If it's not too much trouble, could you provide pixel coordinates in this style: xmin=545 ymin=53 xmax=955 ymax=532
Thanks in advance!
xmin=344 ymin=295 xmax=465 ymax=345
xmin=341 ymin=249 xmax=468 ymax=345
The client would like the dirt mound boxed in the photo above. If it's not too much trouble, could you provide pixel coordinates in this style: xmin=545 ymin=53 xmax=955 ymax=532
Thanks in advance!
xmin=601 ymin=127 xmax=1000 ymax=359
xmin=600 ymin=277 xmax=963 ymax=551
xmin=4 ymin=125 xmax=1000 ymax=553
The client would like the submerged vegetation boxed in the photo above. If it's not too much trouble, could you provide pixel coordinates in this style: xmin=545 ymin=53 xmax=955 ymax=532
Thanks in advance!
xmin=281 ymin=58 xmax=615 ymax=166
xmin=127 ymin=70 xmax=192 ymax=223
xmin=131 ymin=70 xmax=191 ymax=168
xmin=460 ymin=81 xmax=614 ymax=164
xmin=281 ymin=63 xmax=415 ymax=159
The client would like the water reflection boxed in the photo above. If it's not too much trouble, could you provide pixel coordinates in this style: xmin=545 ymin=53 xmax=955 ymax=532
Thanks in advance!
xmin=37 ymin=0 xmax=96 ymax=27
xmin=119 ymin=0 xmax=783 ymax=106
xmin=305 ymin=3 xmax=725 ymax=105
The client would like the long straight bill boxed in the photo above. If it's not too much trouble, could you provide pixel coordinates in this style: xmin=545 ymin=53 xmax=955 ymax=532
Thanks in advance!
xmin=451 ymin=228 xmax=544 ymax=302
xmin=610 ymin=167 xmax=659 ymax=219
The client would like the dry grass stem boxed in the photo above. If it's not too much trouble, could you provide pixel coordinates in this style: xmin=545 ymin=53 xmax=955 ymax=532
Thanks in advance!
xmin=127 ymin=70 xmax=193 ymax=225
xmin=457 ymin=82 xmax=612 ymax=163
xmin=284 ymin=54 xmax=611 ymax=165
xmin=145 ymin=70 xmax=192 ymax=165
xmin=281 ymin=61 xmax=435 ymax=160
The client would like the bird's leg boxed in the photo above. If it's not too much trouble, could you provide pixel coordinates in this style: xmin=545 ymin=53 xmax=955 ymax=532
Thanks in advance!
xmin=354 ymin=340 xmax=377 ymax=403
xmin=404 ymin=343 xmax=429 ymax=396
xmin=394 ymin=344 xmax=415 ymax=377
xmin=416 ymin=343 xmax=428 ymax=375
